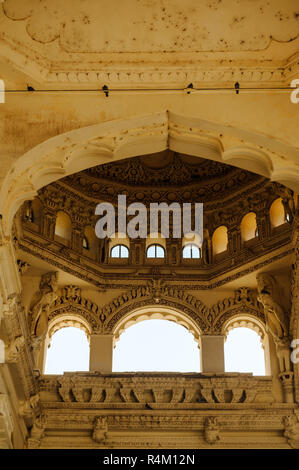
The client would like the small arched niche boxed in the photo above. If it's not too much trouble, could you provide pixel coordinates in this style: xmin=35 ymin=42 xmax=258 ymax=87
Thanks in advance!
xmin=212 ymin=225 xmax=228 ymax=256
xmin=241 ymin=212 xmax=258 ymax=242
xmin=269 ymin=198 xmax=286 ymax=228
xmin=54 ymin=211 xmax=72 ymax=245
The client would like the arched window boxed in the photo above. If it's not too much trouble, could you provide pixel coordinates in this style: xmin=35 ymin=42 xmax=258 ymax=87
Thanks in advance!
xmin=146 ymin=244 xmax=165 ymax=258
xmin=113 ymin=319 xmax=200 ymax=372
xmin=224 ymin=327 xmax=266 ymax=375
xmin=270 ymin=198 xmax=286 ymax=227
xmin=54 ymin=211 xmax=72 ymax=244
xmin=212 ymin=226 xmax=228 ymax=255
xmin=44 ymin=327 xmax=89 ymax=374
xmin=110 ymin=244 xmax=130 ymax=258
xmin=182 ymin=244 xmax=201 ymax=259
xmin=241 ymin=212 xmax=258 ymax=242
xmin=109 ymin=233 xmax=130 ymax=261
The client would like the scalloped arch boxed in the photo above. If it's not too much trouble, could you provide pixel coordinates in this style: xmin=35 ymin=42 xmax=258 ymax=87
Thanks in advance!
xmin=221 ymin=313 xmax=267 ymax=341
xmin=112 ymin=304 xmax=202 ymax=344
xmin=1 ymin=111 xmax=298 ymax=237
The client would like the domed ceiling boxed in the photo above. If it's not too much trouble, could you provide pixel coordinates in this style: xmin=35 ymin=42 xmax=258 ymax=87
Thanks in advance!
xmin=60 ymin=150 xmax=267 ymax=205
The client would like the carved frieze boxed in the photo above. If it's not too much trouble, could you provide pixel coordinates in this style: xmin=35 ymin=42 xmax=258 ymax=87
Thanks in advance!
xmin=41 ymin=373 xmax=274 ymax=406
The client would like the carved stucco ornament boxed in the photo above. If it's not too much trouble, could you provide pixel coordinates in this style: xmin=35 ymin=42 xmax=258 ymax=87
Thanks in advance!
xmin=92 ymin=416 xmax=108 ymax=444
xmin=257 ymin=273 xmax=291 ymax=371
xmin=204 ymin=417 xmax=220 ymax=445
xmin=283 ymin=414 xmax=299 ymax=449
xmin=27 ymin=414 xmax=46 ymax=449
xmin=19 ymin=394 xmax=40 ymax=420
xmin=29 ymin=271 xmax=58 ymax=366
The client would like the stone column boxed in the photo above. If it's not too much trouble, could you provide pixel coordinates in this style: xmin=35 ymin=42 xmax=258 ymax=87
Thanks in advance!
xmin=89 ymin=334 xmax=114 ymax=372
xmin=42 ymin=209 xmax=56 ymax=240
xmin=200 ymin=335 xmax=225 ymax=373
xmin=256 ymin=207 xmax=270 ymax=240
xmin=71 ymin=224 xmax=83 ymax=253
xmin=228 ymin=226 xmax=241 ymax=255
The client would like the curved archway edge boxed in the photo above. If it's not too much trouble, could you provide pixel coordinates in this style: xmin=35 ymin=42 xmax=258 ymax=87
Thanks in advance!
xmin=1 ymin=111 xmax=299 ymax=237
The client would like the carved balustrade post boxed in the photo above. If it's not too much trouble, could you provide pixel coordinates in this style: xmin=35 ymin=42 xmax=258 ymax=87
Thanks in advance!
xmin=200 ymin=335 xmax=225 ymax=373
xmin=89 ymin=334 xmax=114 ymax=373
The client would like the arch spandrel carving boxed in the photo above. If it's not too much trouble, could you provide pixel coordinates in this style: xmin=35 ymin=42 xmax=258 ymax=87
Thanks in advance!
xmin=48 ymin=284 xmax=268 ymax=340
xmin=211 ymin=287 xmax=266 ymax=334
xmin=48 ymin=285 xmax=105 ymax=334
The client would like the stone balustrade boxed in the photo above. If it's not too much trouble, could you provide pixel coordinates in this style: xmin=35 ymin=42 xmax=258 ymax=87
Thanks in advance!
xmin=39 ymin=372 xmax=274 ymax=406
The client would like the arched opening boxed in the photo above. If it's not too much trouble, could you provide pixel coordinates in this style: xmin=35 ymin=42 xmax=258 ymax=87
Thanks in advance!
xmin=108 ymin=233 xmax=130 ymax=261
xmin=110 ymin=244 xmax=130 ymax=258
xmin=113 ymin=319 xmax=200 ymax=372
xmin=224 ymin=327 xmax=266 ymax=375
xmin=241 ymin=212 xmax=258 ymax=242
xmin=44 ymin=326 xmax=89 ymax=374
xmin=54 ymin=211 xmax=72 ymax=245
xmin=182 ymin=233 xmax=201 ymax=259
xmin=182 ymin=244 xmax=201 ymax=259
xmin=146 ymin=244 xmax=165 ymax=258
xmin=1 ymin=111 xmax=298 ymax=240
xmin=270 ymin=198 xmax=286 ymax=227
xmin=212 ymin=225 xmax=228 ymax=256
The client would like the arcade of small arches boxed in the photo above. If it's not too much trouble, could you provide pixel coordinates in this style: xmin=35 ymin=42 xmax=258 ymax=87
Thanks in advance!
xmin=22 ymin=192 xmax=292 ymax=266
xmin=42 ymin=290 xmax=268 ymax=376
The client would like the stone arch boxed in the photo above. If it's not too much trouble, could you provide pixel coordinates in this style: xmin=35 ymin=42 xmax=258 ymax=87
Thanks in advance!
xmin=210 ymin=287 xmax=266 ymax=334
xmin=47 ymin=313 xmax=92 ymax=343
xmin=221 ymin=314 xmax=266 ymax=341
xmin=1 ymin=111 xmax=299 ymax=238
xmin=101 ymin=285 xmax=209 ymax=334
xmin=111 ymin=304 xmax=202 ymax=344
xmin=48 ymin=286 xmax=104 ymax=334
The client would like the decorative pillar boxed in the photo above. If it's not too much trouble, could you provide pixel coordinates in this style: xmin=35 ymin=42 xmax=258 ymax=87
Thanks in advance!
xmin=256 ymin=207 xmax=270 ymax=240
xmin=42 ymin=209 xmax=56 ymax=240
xmin=89 ymin=334 xmax=114 ymax=372
xmin=200 ymin=335 xmax=225 ymax=373
xmin=72 ymin=224 xmax=83 ymax=253
xmin=257 ymin=272 xmax=295 ymax=403
xmin=228 ymin=225 xmax=241 ymax=255
xmin=279 ymin=372 xmax=295 ymax=403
